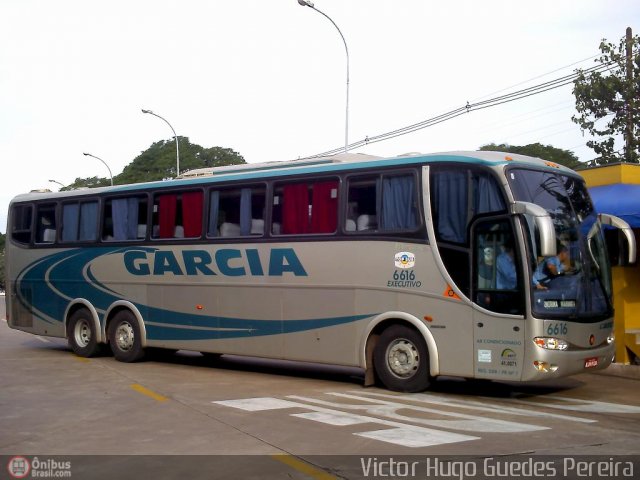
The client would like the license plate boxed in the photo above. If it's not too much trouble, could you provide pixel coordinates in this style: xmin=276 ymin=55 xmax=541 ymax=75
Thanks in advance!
xmin=584 ymin=357 xmax=598 ymax=368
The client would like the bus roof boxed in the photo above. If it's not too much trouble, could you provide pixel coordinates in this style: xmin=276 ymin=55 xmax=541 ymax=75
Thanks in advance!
xmin=11 ymin=150 xmax=577 ymax=202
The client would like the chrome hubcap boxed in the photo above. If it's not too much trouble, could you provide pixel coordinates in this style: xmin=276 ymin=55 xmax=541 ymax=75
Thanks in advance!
xmin=74 ymin=319 xmax=91 ymax=348
xmin=115 ymin=322 xmax=135 ymax=351
xmin=386 ymin=338 xmax=419 ymax=378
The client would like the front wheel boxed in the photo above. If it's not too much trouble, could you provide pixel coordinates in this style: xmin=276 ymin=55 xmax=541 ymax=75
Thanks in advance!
xmin=373 ymin=325 xmax=431 ymax=392
xmin=108 ymin=311 xmax=146 ymax=363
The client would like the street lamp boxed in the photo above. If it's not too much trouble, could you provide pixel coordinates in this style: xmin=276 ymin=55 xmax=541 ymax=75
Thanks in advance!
xmin=48 ymin=179 xmax=65 ymax=189
xmin=141 ymin=108 xmax=180 ymax=176
xmin=298 ymin=0 xmax=350 ymax=153
xmin=82 ymin=152 xmax=114 ymax=186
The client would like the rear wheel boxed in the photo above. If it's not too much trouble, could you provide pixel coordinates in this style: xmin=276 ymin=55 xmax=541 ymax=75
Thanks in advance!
xmin=373 ymin=324 xmax=431 ymax=392
xmin=108 ymin=311 xmax=146 ymax=362
xmin=67 ymin=308 xmax=104 ymax=357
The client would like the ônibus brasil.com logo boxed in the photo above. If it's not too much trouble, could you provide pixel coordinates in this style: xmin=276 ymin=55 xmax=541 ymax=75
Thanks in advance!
xmin=7 ymin=456 xmax=72 ymax=478
xmin=7 ymin=457 xmax=30 ymax=479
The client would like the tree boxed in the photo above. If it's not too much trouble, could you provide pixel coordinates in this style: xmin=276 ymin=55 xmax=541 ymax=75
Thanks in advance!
xmin=572 ymin=29 xmax=640 ymax=164
xmin=62 ymin=138 xmax=246 ymax=189
xmin=479 ymin=143 xmax=581 ymax=169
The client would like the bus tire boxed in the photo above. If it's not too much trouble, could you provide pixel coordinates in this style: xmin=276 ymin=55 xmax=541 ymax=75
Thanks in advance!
xmin=373 ymin=324 xmax=431 ymax=392
xmin=67 ymin=308 xmax=103 ymax=358
xmin=108 ymin=311 xmax=146 ymax=363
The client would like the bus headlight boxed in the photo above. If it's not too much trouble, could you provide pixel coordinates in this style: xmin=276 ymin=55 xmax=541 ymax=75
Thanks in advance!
xmin=534 ymin=337 xmax=568 ymax=350
xmin=607 ymin=333 xmax=615 ymax=344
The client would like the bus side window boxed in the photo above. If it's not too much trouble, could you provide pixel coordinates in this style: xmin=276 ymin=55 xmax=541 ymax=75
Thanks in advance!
xmin=11 ymin=204 xmax=33 ymax=244
xmin=152 ymin=191 xmax=204 ymax=239
xmin=103 ymin=196 xmax=148 ymax=241
xmin=35 ymin=203 xmax=57 ymax=244
xmin=208 ymin=186 xmax=266 ymax=238
xmin=61 ymin=201 xmax=98 ymax=242
xmin=272 ymin=180 xmax=338 ymax=235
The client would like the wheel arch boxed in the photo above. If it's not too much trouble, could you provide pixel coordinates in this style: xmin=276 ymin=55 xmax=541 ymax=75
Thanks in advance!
xmin=63 ymin=300 xmax=103 ymax=344
xmin=103 ymin=301 xmax=148 ymax=348
xmin=360 ymin=311 xmax=439 ymax=385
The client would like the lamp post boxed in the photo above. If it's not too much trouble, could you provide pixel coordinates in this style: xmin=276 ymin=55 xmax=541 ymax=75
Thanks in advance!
xmin=82 ymin=152 xmax=114 ymax=186
xmin=48 ymin=179 xmax=65 ymax=189
xmin=141 ymin=108 xmax=180 ymax=176
xmin=298 ymin=0 xmax=350 ymax=154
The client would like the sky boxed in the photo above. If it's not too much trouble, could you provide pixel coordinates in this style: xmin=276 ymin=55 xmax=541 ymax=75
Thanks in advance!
xmin=1 ymin=0 xmax=637 ymax=234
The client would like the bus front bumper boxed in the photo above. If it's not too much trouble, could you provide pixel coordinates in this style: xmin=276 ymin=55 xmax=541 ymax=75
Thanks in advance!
xmin=521 ymin=341 xmax=615 ymax=381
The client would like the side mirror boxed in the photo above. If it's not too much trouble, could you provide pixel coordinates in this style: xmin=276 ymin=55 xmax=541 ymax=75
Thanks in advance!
xmin=511 ymin=202 xmax=556 ymax=257
xmin=599 ymin=213 xmax=637 ymax=264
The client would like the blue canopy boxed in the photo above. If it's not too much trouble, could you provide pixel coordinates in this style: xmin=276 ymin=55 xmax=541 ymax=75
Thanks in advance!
xmin=588 ymin=183 xmax=640 ymax=228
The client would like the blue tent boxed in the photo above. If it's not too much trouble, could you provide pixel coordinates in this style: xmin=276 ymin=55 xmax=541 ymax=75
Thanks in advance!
xmin=588 ymin=183 xmax=640 ymax=228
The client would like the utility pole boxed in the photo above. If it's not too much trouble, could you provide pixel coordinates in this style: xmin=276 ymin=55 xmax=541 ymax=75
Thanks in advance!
xmin=625 ymin=27 xmax=634 ymax=163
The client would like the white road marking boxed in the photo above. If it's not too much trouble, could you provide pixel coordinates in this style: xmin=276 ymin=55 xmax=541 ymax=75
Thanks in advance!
xmin=213 ymin=397 xmax=301 ymax=411
xmin=351 ymin=390 xmax=597 ymax=424
xmin=511 ymin=396 xmax=640 ymax=414
xmin=290 ymin=393 xmax=547 ymax=433
xmin=214 ymin=396 xmax=479 ymax=448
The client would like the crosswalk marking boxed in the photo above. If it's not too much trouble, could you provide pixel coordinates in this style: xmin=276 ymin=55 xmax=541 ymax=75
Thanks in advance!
xmin=212 ymin=389 xmax=640 ymax=449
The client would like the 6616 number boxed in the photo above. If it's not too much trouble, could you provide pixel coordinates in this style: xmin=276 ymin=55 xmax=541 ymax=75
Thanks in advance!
xmin=393 ymin=270 xmax=416 ymax=281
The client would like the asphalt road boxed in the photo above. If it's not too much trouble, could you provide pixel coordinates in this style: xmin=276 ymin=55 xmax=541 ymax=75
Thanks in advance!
xmin=1 ymin=297 xmax=640 ymax=479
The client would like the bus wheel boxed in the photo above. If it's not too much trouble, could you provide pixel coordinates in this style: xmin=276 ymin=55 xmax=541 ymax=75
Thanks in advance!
xmin=67 ymin=309 xmax=102 ymax=358
xmin=373 ymin=325 xmax=430 ymax=392
xmin=108 ymin=311 xmax=146 ymax=363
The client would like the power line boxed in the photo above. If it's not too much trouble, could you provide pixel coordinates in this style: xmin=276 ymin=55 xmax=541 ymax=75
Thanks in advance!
xmin=304 ymin=58 xmax=620 ymax=158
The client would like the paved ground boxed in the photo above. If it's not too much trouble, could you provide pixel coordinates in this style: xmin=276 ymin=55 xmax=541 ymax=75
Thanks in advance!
xmin=1 ymin=297 xmax=640 ymax=479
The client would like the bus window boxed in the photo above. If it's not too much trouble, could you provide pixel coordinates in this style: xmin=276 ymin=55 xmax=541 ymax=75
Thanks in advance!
xmin=61 ymin=201 xmax=98 ymax=242
xmin=152 ymin=191 xmax=204 ymax=239
xmin=272 ymin=180 xmax=338 ymax=235
xmin=103 ymin=196 xmax=148 ymax=241
xmin=473 ymin=218 xmax=524 ymax=315
xmin=345 ymin=173 xmax=418 ymax=233
xmin=11 ymin=204 xmax=33 ymax=244
xmin=207 ymin=186 xmax=266 ymax=238
xmin=35 ymin=203 xmax=57 ymax=244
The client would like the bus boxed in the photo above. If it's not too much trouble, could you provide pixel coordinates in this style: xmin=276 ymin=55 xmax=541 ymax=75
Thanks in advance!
xmin=4 ymin=151 xmax=636 ymax=392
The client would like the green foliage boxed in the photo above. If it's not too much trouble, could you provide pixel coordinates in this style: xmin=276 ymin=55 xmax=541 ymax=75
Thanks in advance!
xmin=572 ymin=32 xmax=640 ymax=164
xmin=65 ymin=177 xmax=111 ymax=190
xmin=64 ymin=138 xmax=246 ymax=189
xmin=479 ymin=143 xmax=581 ymax=169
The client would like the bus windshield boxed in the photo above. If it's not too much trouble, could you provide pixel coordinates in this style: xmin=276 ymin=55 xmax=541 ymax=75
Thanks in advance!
xmin=508 ymin=168 xmax=612 ymax=321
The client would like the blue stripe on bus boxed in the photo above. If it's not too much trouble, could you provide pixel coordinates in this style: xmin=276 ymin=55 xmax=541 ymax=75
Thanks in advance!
xmin=16 ymin=248 xmax=375 ymax=340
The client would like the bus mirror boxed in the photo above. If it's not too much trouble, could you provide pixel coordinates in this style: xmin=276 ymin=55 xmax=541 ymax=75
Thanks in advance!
xmin=599 ymin=213 xmax=637 ymax=264
xmin=511 ymin=202 xmax=557 ymax=257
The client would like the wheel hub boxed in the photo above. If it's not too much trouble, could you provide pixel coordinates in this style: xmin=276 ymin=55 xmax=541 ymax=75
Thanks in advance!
xmin=115 ymin=322 xmax=135 ymax=351
xmin=74 ymin=319 xmax=91 ymax=348
xmin=386 ymin=338 xmax=419 ymax=378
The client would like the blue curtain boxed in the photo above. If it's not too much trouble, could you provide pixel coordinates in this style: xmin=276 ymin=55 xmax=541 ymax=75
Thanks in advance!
xmin=474 ymin=174 xmax=505 ymax=215
xmin=79 ymin=202 xmax=98 ymax=241
xmin=112 ymin=198 xmax=139 ymax=240
xmin=433 ymin=170 xmax=467 ymax=243
xmin=240 ymin=188 xmax=252 ymax=236
xmin=381 ymin=176 xmax=417 ymax=230
xmin=208 ymin=191 xmax=220 ymax=237
xmin=62 ymin=204 xmax=79 ymax=242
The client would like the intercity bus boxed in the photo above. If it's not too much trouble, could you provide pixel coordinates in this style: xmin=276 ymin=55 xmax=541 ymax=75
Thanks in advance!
xmin=4 ymin=151 xmax=636 ymax=392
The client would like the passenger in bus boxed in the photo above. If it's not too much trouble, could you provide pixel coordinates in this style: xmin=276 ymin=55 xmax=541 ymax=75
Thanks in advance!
xmin=533 ymin=244 xmax=570 ymax=290
xmin=496 ymin=245 xmax=516 ymax=290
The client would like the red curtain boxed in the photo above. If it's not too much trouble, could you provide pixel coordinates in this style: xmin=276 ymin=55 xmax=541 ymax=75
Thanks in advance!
xmin=182 ymin=191 xmax=203 ymax=237
xmin=282 ymin=184 xmax=310 ymax=234
xmin=158 ymin=194 xmax=177 ymax=238
xmin=310 ymin=181 xmax=338 ymax=233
